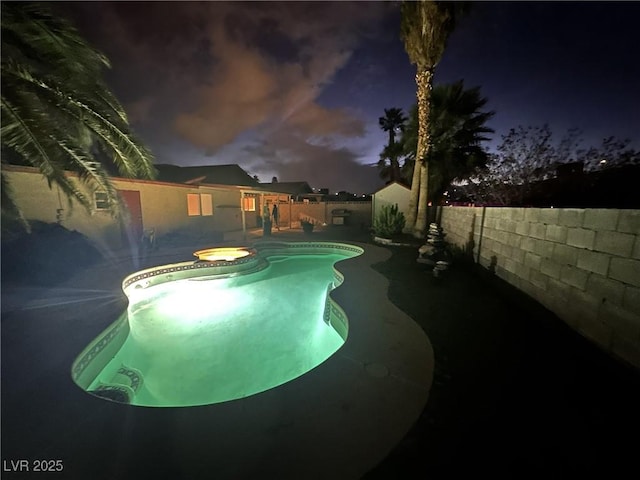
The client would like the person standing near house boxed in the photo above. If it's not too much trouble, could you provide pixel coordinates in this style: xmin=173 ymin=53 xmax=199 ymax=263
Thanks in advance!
xmin=262 ymin=203 xmax=272 ymax=236
xmin=272 ymin=203 xmax=280 ymax=230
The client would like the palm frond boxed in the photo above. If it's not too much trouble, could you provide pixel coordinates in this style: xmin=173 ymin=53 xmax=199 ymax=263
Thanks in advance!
xmin=3 ymin=58 xmax=155 ymax=179
xmin=1 ymin=94 xmax=62 ymax=180
xmin=1 ymin=1 xmax=156 ymax=222
xmin=57 ymin=142 xmax=121 ymax=214
xmin=398 ymin=80 xmax=495 ymax=201
xmin=400 ymin=1 xmax=467 ymax=69
xmin=1 ymin=2 xmax=110 ymax=79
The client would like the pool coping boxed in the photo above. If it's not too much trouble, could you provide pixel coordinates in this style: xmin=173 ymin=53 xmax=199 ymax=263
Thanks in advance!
xmin=1 ymin=240 xmax=434 ymax=479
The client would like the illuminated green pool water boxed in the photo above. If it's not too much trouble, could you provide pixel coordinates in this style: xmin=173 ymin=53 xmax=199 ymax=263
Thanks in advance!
xmin=84 ymin=252 xmax=354 ymax=407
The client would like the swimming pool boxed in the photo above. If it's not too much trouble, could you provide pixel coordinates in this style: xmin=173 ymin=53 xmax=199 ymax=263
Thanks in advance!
xmin=72 ymin=242 xmax=363 ymax=407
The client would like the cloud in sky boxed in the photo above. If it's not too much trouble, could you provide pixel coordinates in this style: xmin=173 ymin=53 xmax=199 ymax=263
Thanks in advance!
xmin=50 ymin=1 xmax=640 ymax=193
xmin=171 ymin=1 xmax=382 ymax=150
xmin=241 ymin=131 xmax=381 ymax=194
xmin=61 ymin=1 xmax=393 ymax=193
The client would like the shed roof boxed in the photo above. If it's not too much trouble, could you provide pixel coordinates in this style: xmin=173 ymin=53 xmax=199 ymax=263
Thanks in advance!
xmin=373 ymin=181 xmax=411 ymax=194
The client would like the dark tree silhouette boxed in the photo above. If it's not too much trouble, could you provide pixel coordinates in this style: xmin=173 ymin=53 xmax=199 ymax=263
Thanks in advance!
xmin=378 ymin=107 xmax=408 ymax=183
xmin=1 ymin=2 xmax=155 ymax=227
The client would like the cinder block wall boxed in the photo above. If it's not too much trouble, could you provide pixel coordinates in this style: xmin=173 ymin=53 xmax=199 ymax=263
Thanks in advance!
xmin=440 ymin=207 xmax=640 ymax=369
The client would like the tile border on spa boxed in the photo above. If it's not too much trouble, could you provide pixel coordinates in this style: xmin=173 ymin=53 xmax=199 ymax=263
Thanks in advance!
xmin=71 ymin=312 xmax=129 ymax=388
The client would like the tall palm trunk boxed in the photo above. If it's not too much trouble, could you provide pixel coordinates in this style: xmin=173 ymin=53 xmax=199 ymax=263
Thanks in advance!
xmin=412 ymin=68 xmax=434 ymax=237
xmin=404 ymin=144 xmax=421 ymax=233
xmin=400 ymin=0 xmax=469 ymax=236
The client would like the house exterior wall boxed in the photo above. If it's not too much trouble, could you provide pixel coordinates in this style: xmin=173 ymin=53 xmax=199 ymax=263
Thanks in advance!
xmin=5 ymin=167 xmax=372 ymax=249
xmin=3 ymin=166 xmax=248 ymax=252
xmin=372 ymin=183 xmax=411 ymax=224
xmin=439 ymin=206 xmax=640 ymax=369
xmin=3 ymin=167 xmax=123 ymax=251
xmin=113 ymin=177 xmax=243 ymax=238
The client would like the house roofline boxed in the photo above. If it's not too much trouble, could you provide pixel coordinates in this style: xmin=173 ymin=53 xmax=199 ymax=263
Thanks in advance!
xmin=2 ymin=164 xmax=293 ymax=196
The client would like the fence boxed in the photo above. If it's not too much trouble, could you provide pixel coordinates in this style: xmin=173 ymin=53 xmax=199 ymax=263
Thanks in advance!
xmin=270 ymin=201 xmax=372 ymax=229
xmin=438 ymin=206 xmax=640 ymax=369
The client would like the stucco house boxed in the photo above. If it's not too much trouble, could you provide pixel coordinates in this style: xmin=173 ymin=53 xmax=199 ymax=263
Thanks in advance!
xmin=371 ymin=181 xmax=411 ymax=224
xmin=3 ymin=164 xmax=291 ymax=254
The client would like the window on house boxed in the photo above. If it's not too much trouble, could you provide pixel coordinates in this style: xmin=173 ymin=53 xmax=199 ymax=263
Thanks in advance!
xmin=200 ymin=193 xmax=213 ymax=216
xmin=187 ymin=193 xmax=201 ymax=216
xmin=242 ymin=196 xmax=256 ymax=211
xmin=95 ymin=192 xmax=110 ymax=210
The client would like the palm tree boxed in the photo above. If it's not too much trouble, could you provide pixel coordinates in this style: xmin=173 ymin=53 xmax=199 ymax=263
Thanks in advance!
xmin=400 ymin=0 xmax=470 ymax=237
xmin=401 ymin=80 xmax=495 ymax=203
xmin=1 ymin=2 xmax=155 ymax=228
xmin=377 ymin=141 xmax=405 ymax=184
xmin=378 ymin=107 xmax=408 ymax=183
xmin=379 ymin=107 xmax=408 ymax=146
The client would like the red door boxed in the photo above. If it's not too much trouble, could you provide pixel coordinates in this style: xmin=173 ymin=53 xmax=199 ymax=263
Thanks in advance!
xmin=119 ymin=190 xmax=143 ymax=248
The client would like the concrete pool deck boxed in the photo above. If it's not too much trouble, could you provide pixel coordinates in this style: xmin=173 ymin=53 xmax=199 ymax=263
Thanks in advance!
xmin=1 ymin=228 xmax=433 ymax=479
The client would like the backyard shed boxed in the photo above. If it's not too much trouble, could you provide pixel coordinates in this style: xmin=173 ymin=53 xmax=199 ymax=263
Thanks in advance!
xmin=371 ymin=182 xmax=411 ymax=225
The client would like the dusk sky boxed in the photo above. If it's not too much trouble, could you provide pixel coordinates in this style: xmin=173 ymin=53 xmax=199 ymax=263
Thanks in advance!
xmin=54 ymin=1 xmax=640 ymax=195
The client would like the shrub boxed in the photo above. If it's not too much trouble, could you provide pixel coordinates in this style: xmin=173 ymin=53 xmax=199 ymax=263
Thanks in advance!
xmin=1 ymin=221 xmax=103 ymax=285
xmin=373 ymin=204 xmax=405 ymax=238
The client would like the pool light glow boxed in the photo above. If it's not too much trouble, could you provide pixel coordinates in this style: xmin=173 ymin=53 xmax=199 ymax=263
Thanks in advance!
xmin=73 ymin=243 xmax=365 ymax=407
xmin=193 ymin=247 xmax=253 ymax=262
